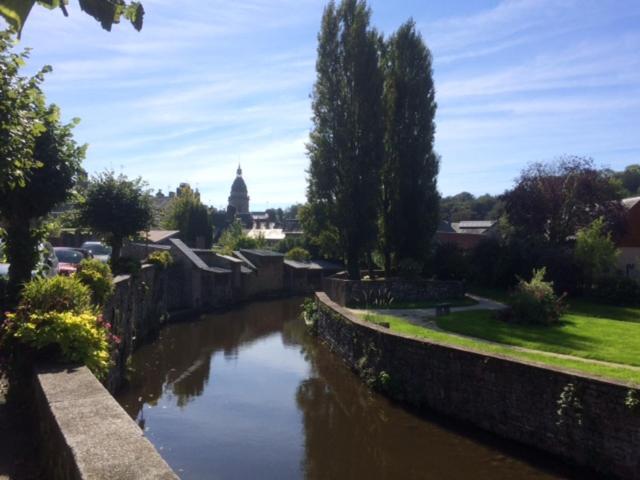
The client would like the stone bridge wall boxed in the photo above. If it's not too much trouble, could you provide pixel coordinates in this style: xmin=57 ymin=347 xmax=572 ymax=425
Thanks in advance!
xmin=322 ymin=275 xmax=465 ymax=307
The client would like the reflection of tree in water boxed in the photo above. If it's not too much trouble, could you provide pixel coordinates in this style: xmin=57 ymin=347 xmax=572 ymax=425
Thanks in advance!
xmin=295 ymin=338 xmax=403 ymax=480
xmin=117 ymin=297 xmax=306 ymax=419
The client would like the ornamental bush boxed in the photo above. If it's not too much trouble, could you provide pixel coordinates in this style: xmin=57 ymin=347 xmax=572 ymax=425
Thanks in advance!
xmin=75 ymin=259 xmax=114 ymax=306
xmin=3 ymin=275 xmax=114 ymax=378
xmin=146 ymin=250 xmax=173 ymax=269
xmin=112 ymin=256 xmax=141 ymax=276
xmin=6 ymin=310 xmax=110 ymax=377
xmin=20 ymin=275 xmax=92 ymax=314
xmin=590 ymin=276 xmax=640 ymax=305
xmin=285 ymin=247 xmax=311 ymax=262
xmin=506 ymin=268 xmax=566 ymax=325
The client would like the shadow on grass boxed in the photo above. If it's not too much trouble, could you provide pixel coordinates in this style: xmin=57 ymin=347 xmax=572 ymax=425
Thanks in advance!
xmin=436 ymin=312 xmax=600 ymax=356
xmin=567 ymin=299 xmax=640 ymax=324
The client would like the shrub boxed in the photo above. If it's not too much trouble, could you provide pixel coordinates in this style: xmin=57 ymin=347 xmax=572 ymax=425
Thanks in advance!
xmin=145 ymin=250 xmax=173 ymax=269
xmin=429 ymin=242 xmax=468 ymax=280
xmin=112 ymin=256 xmax=141 ymax=276
xmin=397 ymin=258 xmax=422 ymax=279
xmin=75 ymin=259 xmax=114 ymax=306
xmin=574 ymin=217 xmax=619 ymax=288
xmin=590 ymin=276 xmax=640 ymax=305
xmin=20 ymin=276 xmax=92 ymax=314
xmin=505 ymin=268 xmax=566 ymax=325
xmin=286 ymin=247 xmax=311 ymax=262
xmin=5 ymin=310 xmax=111 ymax=377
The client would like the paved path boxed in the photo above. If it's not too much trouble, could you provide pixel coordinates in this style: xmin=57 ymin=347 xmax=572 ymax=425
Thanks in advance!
xmin=350 ymin=295 xmax=640 ymax=374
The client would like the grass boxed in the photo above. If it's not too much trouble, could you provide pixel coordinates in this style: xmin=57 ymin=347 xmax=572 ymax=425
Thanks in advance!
xmin=357 ymin=296 xmax=478 ymax=310
xmin=361 ymin=308 xmax=640 ymax=385
xmin=436 ymin=309 xmax=640 ymax=367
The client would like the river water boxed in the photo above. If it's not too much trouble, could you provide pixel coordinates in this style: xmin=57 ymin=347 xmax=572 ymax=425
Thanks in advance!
xmin=116 ymin=297 xmax=582 ymax=480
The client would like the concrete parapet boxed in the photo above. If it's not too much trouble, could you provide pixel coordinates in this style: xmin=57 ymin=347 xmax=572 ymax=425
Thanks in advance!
xmin=33 ymin=365 xmax=178 ymax=480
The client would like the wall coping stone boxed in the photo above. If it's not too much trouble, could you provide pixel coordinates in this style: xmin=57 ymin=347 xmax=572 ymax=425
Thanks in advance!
xmin=35 ymin=365 xmax=178 ymax=480
xmin=170 ymin=238 xmax=231 ymax=274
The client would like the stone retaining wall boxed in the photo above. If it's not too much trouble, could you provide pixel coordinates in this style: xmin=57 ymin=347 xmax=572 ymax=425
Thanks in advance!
xmin=323 ymin=275 xmax=464 ymax=307
xmin=314 ymin=292 xmax=640 ymax=479
xmin=33 ymin=365 xmax=177 ymax=480
xmin=103 ymin=265 xmax=169 ymax=393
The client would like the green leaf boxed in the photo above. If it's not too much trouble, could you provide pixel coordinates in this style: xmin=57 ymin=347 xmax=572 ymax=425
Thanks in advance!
xmin=0 ymin=0 xmax=37 ymax=35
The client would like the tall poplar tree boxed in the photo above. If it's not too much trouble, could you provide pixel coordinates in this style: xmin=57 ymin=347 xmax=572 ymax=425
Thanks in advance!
xmin=380 ymin=20 xmax=439 ymax=274
xmin=306 ymin=0 xmax=384 ymax=279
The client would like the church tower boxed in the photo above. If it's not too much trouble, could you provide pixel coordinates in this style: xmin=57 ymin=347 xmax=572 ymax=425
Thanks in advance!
xmin=228 ymin=164 xmax=250 ymax=214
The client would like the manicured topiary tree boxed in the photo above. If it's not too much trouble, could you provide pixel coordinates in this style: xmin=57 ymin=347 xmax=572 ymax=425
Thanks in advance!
xmin=79 ymin=171 xmax=153 ymax=266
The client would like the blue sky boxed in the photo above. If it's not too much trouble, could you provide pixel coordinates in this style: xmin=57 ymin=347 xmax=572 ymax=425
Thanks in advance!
xmin=6 ymin=0 xmax=640 ymax=210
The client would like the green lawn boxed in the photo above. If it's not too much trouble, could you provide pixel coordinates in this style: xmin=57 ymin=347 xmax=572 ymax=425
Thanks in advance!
xmin=360 ymin=305 xmax=640 ymax=385
xmin=436 ymin=309 xmax=640 ymax=367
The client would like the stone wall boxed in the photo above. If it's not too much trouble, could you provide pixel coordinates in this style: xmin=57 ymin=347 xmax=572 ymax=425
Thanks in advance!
xmin=32 ymin=365 xmax=177 ymax=480
xmin=314 ymin=292 xmax=640 ymax=479
xmin=103 ymin=265 xmax=169 ymax=393
xmin=323 ymin=275 xmax=465 ymax=307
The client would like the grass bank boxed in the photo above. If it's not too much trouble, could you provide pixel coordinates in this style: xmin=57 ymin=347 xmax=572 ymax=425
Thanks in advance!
xmin=360 ymin=308 xmax=640 ymax=385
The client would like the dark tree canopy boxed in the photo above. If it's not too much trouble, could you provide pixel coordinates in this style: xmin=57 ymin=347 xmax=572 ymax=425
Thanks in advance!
xmin=503 ymin=156 xmax=625 ymax=245
xmin=380 ymin=19 xmax=439 ymax=272
xmin=163 ymin=184 xmax=213 ymax=249
xmin=0 ymin=105 xmax=85 ymax=302
xmin=0 ymin=0 xmax=144 ymax=35
xmin=79 ymin=171 xmax=153 ymax=262
xmin=440 ymin=192 xmax=504 ymax=222
xmin=306 ymin=0 xmax=384 ymax=279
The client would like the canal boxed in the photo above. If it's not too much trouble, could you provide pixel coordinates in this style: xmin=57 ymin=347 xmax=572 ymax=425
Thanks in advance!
xmin=116 ymin=297 xmax=581 ymax=479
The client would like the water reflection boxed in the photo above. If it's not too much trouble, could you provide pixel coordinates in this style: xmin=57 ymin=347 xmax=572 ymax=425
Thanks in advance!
xmin=117 ymin=298 xmax=585 ymax=480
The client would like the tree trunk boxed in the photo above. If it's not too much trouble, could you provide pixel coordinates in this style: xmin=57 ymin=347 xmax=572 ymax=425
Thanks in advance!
xmin=346 ymin=246 xmax=360 ymax=280
xmin=110 ymin=236 xmax=123 ymax=269
xmin=5 ymin=218 xmax=39 ymax=307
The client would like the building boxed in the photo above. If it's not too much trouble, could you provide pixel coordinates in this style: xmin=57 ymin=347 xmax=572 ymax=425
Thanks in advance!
xmin=436 ymin=220 xmax=498 ymax=250
xmin=228 ymin=165 xmax=250 ymax=214
xmin=617 ymin=196 xmax=640 ymax=279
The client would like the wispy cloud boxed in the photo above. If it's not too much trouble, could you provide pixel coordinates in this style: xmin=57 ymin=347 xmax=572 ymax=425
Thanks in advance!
xmin=9 ymin=0 xmax=640 ymax=203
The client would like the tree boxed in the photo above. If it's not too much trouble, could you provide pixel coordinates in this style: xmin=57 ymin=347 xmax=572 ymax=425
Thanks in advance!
xmin=574 ymin=217 xmax=619 ymax=288
xmin=619 ymin=164 xmax=640 ymax=196
xmin=0 ymin=30 xmax=49 ymax=192
xmin=298 ymin=202 xmax=340 ymax=261
xmin=0 ymin=0 xmax=144 ymax=36
xmin=306 ymin=0 xmax=384 ymax=279
xmin=0 ymin=105 xmax=85 ymax=303
xmin=215 ymin=220 xmax=264 ymax=255
xmin=163 ymin=184 xmax=213 ymax=248
xmin=503 ymin=156 xmax=625 ymax=245
xmin=79 ymin=171 xmax=152 ymax=263
xmin=380 ymin=20 xmax=439 ymax=274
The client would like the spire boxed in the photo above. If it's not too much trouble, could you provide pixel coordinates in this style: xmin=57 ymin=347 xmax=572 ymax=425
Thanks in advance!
xmin=237 ymin=163 xmax=242 ymax=176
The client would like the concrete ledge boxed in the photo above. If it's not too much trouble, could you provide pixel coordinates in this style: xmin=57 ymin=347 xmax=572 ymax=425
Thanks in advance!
xmin=34 ymin=365 xmax=178 ymax=480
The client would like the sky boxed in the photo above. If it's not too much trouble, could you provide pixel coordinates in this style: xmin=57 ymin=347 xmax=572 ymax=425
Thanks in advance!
xmin=5 ymin=0 xmax=640 ymax=210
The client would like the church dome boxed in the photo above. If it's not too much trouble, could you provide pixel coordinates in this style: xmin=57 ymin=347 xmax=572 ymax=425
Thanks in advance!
xmin=231 ymin=175 xmax=247 ymax=194
xmin=228 ymin=164 xmax=250 ymax=214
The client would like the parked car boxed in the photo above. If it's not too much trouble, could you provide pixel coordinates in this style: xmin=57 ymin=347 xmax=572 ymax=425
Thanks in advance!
xmin=54 ymin=247 xmax=93 ymax=276
xmin=0 ymin=241 xmax=59 ymax=279
xmin=80 ymin=241 xmax=112 ymax=263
